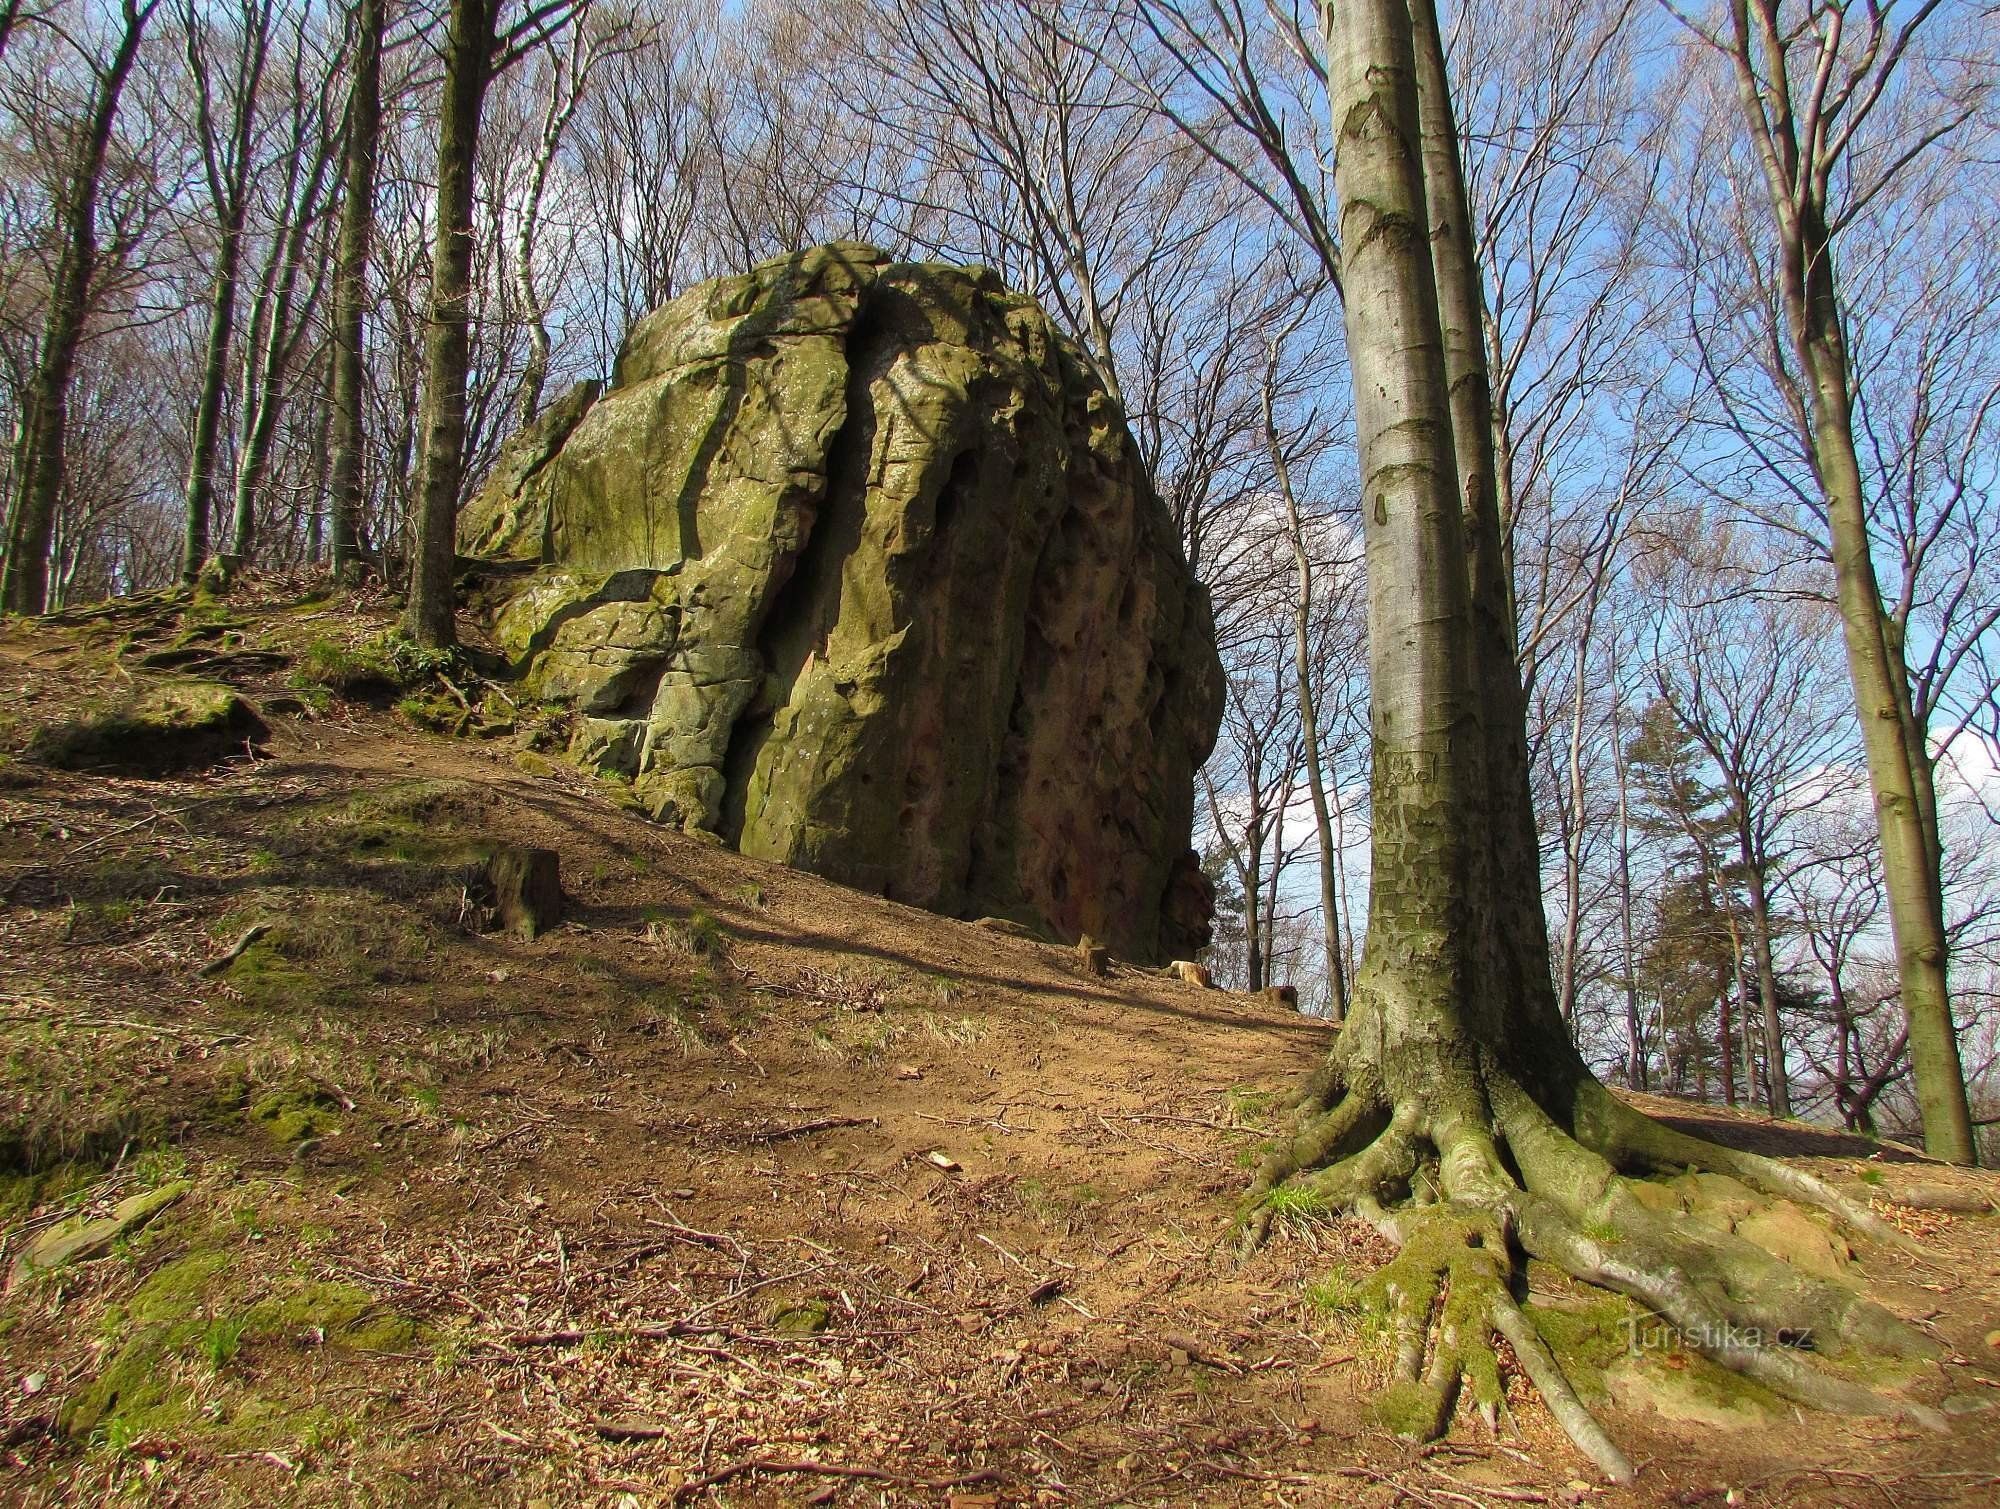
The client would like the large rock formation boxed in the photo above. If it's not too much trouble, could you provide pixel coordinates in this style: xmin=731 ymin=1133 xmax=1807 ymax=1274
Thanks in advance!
xmin=462 ymin=244 xmax=1223 ymax=962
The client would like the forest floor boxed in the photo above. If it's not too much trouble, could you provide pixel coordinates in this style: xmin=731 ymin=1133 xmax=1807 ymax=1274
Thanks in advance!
xmin=1 ymin=583 xmax=1997 ymax=1508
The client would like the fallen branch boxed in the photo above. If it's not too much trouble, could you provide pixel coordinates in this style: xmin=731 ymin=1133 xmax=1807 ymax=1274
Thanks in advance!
xmin=745 ymin=1115 xmax=875 ymax=1144
xmin=197 ymin=922 xmax=270 ymax=977
xmin=672 ymin=1456 xmax=1003 ymax=1501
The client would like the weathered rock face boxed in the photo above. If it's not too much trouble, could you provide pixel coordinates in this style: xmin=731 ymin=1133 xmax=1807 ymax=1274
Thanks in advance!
xmin=463 ymin=244 xmax=1223 ymax=962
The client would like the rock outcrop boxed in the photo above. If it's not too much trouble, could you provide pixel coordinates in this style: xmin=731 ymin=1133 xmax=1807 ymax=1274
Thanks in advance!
xmin=462 ymin=244 xmax=1223 ymax=961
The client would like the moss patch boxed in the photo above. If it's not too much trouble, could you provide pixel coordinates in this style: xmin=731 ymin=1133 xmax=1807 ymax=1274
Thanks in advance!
xmin=27 ymin=681 xmax=267 ymax=775
xmin=249 ymin=1086 xmax=342 ymax=1145
xmin=767 ymin=1298 xmax=832 ymax=1335
xmin=61 ymin=1243 xmax=417 ymax=1442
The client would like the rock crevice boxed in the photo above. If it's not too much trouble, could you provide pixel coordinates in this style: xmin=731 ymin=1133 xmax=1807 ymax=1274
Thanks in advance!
xmin=462 ymin=244 xmax=1222 ymax=961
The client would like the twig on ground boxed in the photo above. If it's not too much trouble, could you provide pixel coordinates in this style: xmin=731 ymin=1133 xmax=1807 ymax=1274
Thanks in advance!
xmin=197 ymin=921 xmax=270 ymax=976
xmin=671 ymin=1457 xmax=1003 ymax=1502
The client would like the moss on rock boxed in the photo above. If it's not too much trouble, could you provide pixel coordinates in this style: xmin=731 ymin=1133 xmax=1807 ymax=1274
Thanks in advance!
xmin=28 ymin=681 xmax=267 ymax=774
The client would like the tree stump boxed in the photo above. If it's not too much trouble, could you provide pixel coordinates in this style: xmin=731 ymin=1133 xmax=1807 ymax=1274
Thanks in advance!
xmin=486 ymin=845 xmax=563 ymax=940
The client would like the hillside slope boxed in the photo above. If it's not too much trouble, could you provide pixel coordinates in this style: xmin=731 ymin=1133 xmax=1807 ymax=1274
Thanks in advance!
xmin=1 ymin=588 xmax=1997 ymax=1507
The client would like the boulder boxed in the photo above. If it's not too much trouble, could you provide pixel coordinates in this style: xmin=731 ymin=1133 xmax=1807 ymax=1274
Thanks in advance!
xmin=465 ymin=244 xmax=1223 ymax=962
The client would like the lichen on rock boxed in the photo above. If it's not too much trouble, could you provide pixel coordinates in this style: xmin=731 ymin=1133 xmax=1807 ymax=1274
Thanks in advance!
xmin=464 ymin=244 xmax=1224 ymax=962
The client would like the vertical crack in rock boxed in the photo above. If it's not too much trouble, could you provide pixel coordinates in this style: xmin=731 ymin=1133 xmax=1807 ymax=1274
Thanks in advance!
xmin=718 ymin=290 xmax=886 ymax=848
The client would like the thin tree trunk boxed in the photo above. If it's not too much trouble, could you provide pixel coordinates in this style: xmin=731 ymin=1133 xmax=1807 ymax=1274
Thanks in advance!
xmin=328 ymin=0 xmax=384 ymax=582
xmin=1 ymin=1 xmax=154 ymax=615
xmin=1268 ymin=379 xmax=1346 ymax=1021
xmin=1556 ymin=629 xmax=1591 ymax=1024
xmin=1742 ymin=862 xmax=1790 ymax=1118
xmin=1610 ymin=658 xmax=1646 ymax=1089
xmin=231 ymin=141 xmax=335 ymax=562
xmin=1725 ymin=0 xmax=1975 ymax=1164
xmin=512 ymin=17 xmax=591 ymax=428
xmin=1714 ymin=959 xmax=1733 ymax=1107
xmin=180 ymin=0 xmax=272 ymax=585
xmin=404 ymin=0 xmax=497 ymax=647
xmin=182 ymin=234 xmax=249 ymax=581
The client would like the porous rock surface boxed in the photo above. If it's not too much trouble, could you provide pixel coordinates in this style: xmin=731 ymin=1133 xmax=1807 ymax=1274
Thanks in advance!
xmin=462 ymin=244 xmax=1223 ymax=961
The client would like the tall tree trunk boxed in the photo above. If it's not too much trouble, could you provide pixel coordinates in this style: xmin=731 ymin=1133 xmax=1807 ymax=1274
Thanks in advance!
xmin=512 ymin=15 xmax=593 ymax=429
xmin=182 ymin=232 xmax=249 ymax=582
xmin=1246 ymin=4 xmax=1936 ymax=1469
xmin=1611 ymin=667 xmax=1645 ymax=1089
xmin=180 ymin=0 xmax=272 ymax=585
xmin=1268 ymin=381 xmax=1347 ymax=1021
xmin=1715 ymin=958 xmax=1736 ymax=1108
xmin=1741 ymin=862 xmax=1790 ymax=1118
xmin=1724 ymin=0 xmax=1975 ymax=1165
xmin=230 ymin=62 xmax=334 ymax=566
xmin=404 ymin=0 xmax=498 ymax=648
xmin=329 ymin=0 xmax=385 ymax=583
xmin=1 ymin=1 xmax=153 ymax=615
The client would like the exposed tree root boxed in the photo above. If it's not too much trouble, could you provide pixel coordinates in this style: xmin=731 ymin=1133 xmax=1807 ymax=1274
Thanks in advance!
xmin=1241 ymin=1060 xmax=1947 ymax=1485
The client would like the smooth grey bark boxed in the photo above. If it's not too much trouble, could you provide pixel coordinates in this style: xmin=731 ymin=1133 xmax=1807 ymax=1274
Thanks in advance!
xmin=403 ymin=0 xmax=499 ymax=647
xmin=178 ymin=0 xmax=274 ymax=585
xmin=328 ymin=0 xmax=384 ymax=582
xmin=1717 ymin=0 xmax=1975 ymax=1163
xmin=1244 ymin=1 xmax=1936 ymax=1470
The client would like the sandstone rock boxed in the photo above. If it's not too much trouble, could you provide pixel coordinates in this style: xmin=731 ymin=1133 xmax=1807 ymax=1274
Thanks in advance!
xmin=460 ymin=379 xmax=603 ymax=561
xmin=8 ymin=1182 xmax=189 ymax=1289
xmin=1677 ymin=1171 xmax=1759 ymax=1232
xmin=467 ymin=245 xmax=1222 ymax=962
xmin=1167 ymin=960 xmax=1214 ymax=989
xmin=486 ymin=845 xmax=563 ymax=940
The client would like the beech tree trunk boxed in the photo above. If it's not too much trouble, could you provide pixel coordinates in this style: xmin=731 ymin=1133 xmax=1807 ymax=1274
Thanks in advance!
xmin=403 ymin=0 xmax=503 ymax=647
xmin=328 ymin=0 xmax=385 ymax=583
xmin=1721 ymin=0 xmax=1974 ymax=1164
xmin=1244 ymin=3 xmax=1937 ymax=1472
xmin=1 ymin=0 xmax=154 ymax=615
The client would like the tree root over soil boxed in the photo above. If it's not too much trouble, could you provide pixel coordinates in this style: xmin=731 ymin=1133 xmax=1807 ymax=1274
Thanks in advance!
xmin=1240 ymin=1053 xmax=1946 ymax=1485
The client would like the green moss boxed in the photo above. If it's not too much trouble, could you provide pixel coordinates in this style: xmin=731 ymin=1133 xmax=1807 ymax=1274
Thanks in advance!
xmin=396 ymin=689 xmax=460 ymax=732
xmin=246 ymin=1280 xmax=417 ymax=1351
xmin=1525 ymin=1295 xmax=1636 ymax=1400
xmin=249 ymin=1087 xmax=341 ymax=1145
xmin=63 ymin=1245 xmax=417 ymax=1442
xmin=1223 ymin=1086 xmax=1275 ymax=1127
xmin=27 ymin=681 xmax=265 ymax=773
xmin=767 ymin=1298 xmax=831 ymax=1335
xmin=1372 ymin=1379 xmax=1445 ymax=1439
